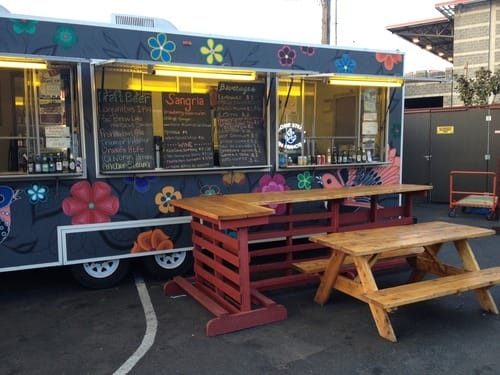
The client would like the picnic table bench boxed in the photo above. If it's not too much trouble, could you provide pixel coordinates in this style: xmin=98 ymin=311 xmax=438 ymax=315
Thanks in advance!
xmin=306 ymin=221 xmax=500 ymax=342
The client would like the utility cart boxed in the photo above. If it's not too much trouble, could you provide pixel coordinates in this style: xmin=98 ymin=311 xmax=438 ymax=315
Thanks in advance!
xmin=448 ymin=170 xmax=498 ymax=220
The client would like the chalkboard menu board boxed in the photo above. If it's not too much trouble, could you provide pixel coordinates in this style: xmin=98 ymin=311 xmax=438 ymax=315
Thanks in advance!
xmin=97 ymin=89 xmax=154 ymax=171
xmin=216 ymin=82 xmax=267 ymax=167
xmin=162 ymin=92 xmax=214 ymax=169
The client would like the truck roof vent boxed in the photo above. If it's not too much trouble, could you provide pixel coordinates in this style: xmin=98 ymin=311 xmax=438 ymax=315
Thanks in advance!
xmin=111 ymin=14 xmax=177 ymax=31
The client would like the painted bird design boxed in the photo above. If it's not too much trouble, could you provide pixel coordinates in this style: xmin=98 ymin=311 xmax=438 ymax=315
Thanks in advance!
xmin=0 ymin=186 xmax=20 ymax=244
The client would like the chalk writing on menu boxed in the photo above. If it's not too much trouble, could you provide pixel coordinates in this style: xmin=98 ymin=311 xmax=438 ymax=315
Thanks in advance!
xmin=162 ymin=92 xmax=214 ymax=169
xmin=98 ymin=89 xmax=154 ymax=171
xmin=216 ymin=82 xmax=267 ymax=166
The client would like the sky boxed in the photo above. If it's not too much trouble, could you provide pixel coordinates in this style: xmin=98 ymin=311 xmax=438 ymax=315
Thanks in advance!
xmin=0 ymin=0 xmax=452 ymax=73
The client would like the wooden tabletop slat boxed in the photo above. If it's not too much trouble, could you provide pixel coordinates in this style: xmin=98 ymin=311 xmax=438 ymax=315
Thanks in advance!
xmin=228 ymin=184 xmax=432 ymax=205
xmin=309 ymin=221 xmax=495 ymax=256
xmin=170 ymin=184 xmax=432 ymax=221
xmin=170 ymin=195 xmax=275 ymax=221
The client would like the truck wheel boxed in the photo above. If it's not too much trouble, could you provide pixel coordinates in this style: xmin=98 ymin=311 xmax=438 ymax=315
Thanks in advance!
xmin=141 ymin=251 xmax=193 ymax=279
xmin=70 ymin=259 xmax=130 ymax=289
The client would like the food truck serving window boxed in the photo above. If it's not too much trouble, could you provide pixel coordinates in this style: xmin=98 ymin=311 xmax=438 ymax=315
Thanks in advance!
xmin=277 ymin=77 xmax=390 ymax=167
xmin=0 ymin=60 xmax=83 ymax=177
xmin=93 ymin=64 xmax=268 ymax=174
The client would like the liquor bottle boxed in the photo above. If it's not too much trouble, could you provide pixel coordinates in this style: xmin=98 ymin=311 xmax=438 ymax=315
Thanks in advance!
xmin=326 ymin=148 xmax=332 ymax=164
xmin=341 ymin=150 xmax=348 ymax=163
xmin=333 ymin=147 xmax=338 ymax=164
xmin=55 ymin=153 xmax=63 ymax=173
xmin=27 ymin=153 xmax=34 ymax=174
xmin=41 ymin=154 xmax=49 ymax=173
xmin=48 ymin=154 xmax=56 ymax=173
xmin=356 ymin=147 xmax=362 ymax=163
xmin=68 ymin=153 xmax=76 ymax=173
xmin=34 ymin=154 xmax=42 ymax=173
xmin=62 ymin=150 xmax=69 ymax=172
xmin=361 ymin=148 xmax=367 ymax=163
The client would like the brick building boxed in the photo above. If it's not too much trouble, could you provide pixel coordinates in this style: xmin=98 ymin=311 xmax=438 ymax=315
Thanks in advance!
xmin=388 ymin=0 xmax=500 ymax=108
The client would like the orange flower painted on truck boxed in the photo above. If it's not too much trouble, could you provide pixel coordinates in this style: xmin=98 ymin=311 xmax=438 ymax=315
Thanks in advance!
xmin=155 ymin=186 xmax=182 ymax=214
xmin=131 ymin=229 xmax=174 ymax=253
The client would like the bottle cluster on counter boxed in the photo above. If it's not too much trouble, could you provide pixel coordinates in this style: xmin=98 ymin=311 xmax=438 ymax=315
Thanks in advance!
xmin=287 ymin=146 xmax=372 ymax=167
xmin=26 ymin=149 xmax=79 ymax=174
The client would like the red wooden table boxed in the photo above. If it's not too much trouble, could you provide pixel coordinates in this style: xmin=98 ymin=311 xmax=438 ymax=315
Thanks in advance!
xmin=164 ymin=184 xmax=431 ymax=336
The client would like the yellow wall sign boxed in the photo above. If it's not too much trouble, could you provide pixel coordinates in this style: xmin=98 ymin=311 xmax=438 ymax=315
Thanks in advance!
xmin=436 ymin=126 xmax=454 ymax=134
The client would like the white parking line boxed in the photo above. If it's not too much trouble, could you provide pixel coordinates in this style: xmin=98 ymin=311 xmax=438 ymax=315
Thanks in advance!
xmin=113 ymin=275 xmax=158 ymax=375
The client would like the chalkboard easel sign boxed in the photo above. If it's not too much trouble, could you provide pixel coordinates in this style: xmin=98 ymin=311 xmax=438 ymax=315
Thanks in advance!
xmin=97 ymin=89 xmax=155 ymax=172
xmin=216 ymin=82 xmax=267 ymax=167
xmin=162 ymin=92 xmax=214 ymax=169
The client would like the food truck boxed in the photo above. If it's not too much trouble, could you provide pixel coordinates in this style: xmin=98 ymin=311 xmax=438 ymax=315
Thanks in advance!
xmin=0 ymin=10 xmax=405 ymax=288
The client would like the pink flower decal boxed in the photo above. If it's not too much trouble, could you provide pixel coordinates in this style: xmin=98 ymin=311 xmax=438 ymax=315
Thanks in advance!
xmin=62 ymin=181 xmax=119 ymax=224
xmin=253 ymin=174 xmax=290 ymax=215
xmin=277 ymin=45 xmax=297 ymax=67
xmin=375 ymin=53 xmax=402 ymax=71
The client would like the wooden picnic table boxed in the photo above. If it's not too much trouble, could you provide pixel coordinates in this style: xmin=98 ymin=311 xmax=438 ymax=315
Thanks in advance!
xmin=164 ymin=183 xmax=431 ymax=336
xmin=309 ymin=221 xmax=500 ymax=342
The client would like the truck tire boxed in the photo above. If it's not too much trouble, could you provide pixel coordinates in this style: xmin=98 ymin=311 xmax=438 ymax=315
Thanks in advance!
xmin=141 ymin=250 xmax=193 ymax=280
xmin=70 ymin=259 xmax=130 ymax=289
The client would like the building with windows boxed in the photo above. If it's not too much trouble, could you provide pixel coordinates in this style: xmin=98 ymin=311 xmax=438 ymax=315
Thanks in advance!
xmin=388 ymin=0 xmax=500 ymax=108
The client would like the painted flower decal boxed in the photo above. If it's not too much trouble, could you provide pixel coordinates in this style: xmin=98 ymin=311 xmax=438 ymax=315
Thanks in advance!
xmin=301 ymin=46 xmax=315 ymax=56
xmin=200 ymin=39 xmax=224 ymax=64
xmin=11 ymin=19 xmax=38 ymax=34
xmin=62 ymin=181 xmax=119 ymax=225
xmin=124 ymin=176 xmax=158 ymax=193
xmin=148 ymin=33 xmax=176 ymax=63
xmin=155 ymin=186 xmax=182 ymax=214
xmin=253 ymin=174 xmax=290 ymax=215
xmin=53 ymin=26 xmax=78 ymax=49
xmin=200 ymin=185 xmax=221 ymax=195
xmin=25 ymin=183 xmax=48 ymax=204
xmin=277 ymin=45 xmax=297 ymax=67
xmin=131 ymin=228 xmax=173 ymax=253
xmin=376 ymin=53 xmax=402 ymax=71
xmin=335 ymin=54 xmax=356 ymax=73
xmin=297 ymin=171 xmax=313 ymax=190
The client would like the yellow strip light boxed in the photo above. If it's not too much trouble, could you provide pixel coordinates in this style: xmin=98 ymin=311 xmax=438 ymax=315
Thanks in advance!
xmin=153 ymin=66 xmax=256 ymax=81
xmin=328 ymin=75 xmax=403 ymax=88
xmin=0 ymin=60 xmax=47 ymax=70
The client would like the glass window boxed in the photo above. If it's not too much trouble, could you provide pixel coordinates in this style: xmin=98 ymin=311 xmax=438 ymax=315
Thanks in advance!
xmin=93 ymin=65 xmax=268 ymax=174
xmin=0 ymin=62 xmax=82 ymax=176
xmin=277 ymin=78 xmax=389 ymax=167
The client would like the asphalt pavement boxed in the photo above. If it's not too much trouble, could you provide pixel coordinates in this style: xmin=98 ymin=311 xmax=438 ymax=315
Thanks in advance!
xmin=1 ymin=202 xmax=500 ymax=375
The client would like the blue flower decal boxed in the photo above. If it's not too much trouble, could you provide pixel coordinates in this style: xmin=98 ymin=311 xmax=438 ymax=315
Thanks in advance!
xmin=335 ymin=54 xmax=357 ymax=73
xmin=124 ymin=176 xmax=158 ymax=193
xmin=53 ymin=26 xmax=78 ymax=49
xmin=200 ymin=185 xmax=221 ymax=195
xmin=148 ymin=33 xmax=176 ymax=62
xmin=11 ymin=19 xmax=38 ymax=34
xmin=26 ymin=184 xmax=48 ymax=204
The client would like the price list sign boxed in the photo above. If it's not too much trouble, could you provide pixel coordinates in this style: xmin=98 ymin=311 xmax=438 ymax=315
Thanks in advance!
xmin=216 ymin=82 xmax=266 ymax=167
xmin=98 ymin=89 xmax=154 ymax=171
xmin=162 ymin=92 xmax=214 ymax=169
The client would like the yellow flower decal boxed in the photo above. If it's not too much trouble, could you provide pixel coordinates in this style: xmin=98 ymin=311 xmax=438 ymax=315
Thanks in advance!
xmin=200 ymin=38 xmax=224 ymax=64
xmin=155 ymin=186 xmax=182 ymax=213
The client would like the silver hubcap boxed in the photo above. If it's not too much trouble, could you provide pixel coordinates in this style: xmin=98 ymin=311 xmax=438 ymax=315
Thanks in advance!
xmin=154 ymin=251 xmax=187 ymax=269
xmin=83 ymin=260 xmax=120 ymax=278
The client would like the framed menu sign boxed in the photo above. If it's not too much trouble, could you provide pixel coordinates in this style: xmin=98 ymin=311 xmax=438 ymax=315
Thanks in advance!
xmin=97 ymin=89 xmax=155 ymax=171
xmin=162 ymin=92 xmax=213 ymax=169
xmin=216 ymin=82 xmax=267 ymax=167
